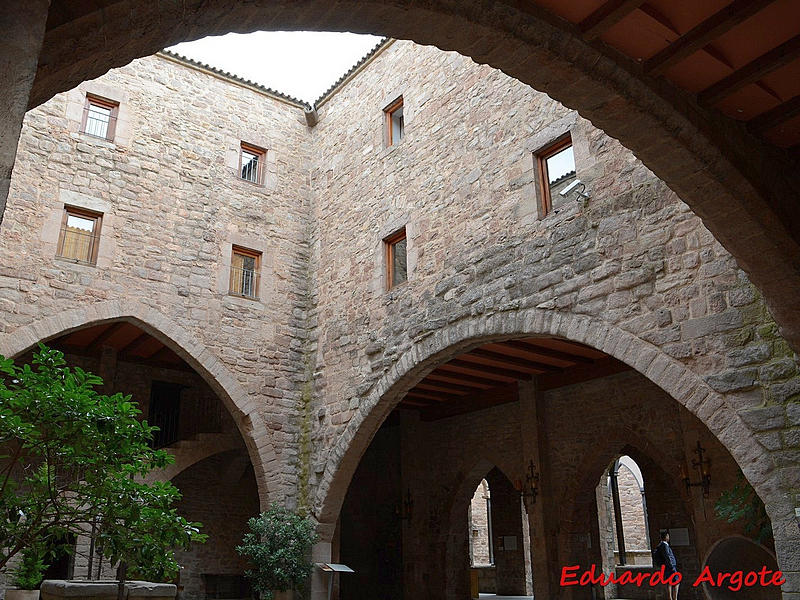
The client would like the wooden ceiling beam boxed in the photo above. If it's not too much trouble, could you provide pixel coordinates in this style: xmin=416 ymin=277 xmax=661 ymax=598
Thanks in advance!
xmin=416 ymin=381 xmax=475 ymax=395
xmin=443 ymin=359 xmax=533 ymax=381
xmin=465 ymin=348 xmax=562 ymax=373
xmin=86 ymin=321 xmax=127 ymax=347
xmin=117 ymin=332 xmax=149 ymax=355
xmin=501 ymin=340 xmax=595 ymax=364
xmin=426 ymin=370 xmax=498 ymax=389
xmin=580 ymin=0 xmax=647 ymax=41
xmin=538 ymin=357 xmax=631 ymax=390
xmin=644 ymin=0 xmax=776 ymax=76
xmin=406 ymin=390 xmax=457 ymax=403
xmin=748 ymin=94 xmax=800 ymax=133
xmin=700 ymin=34 xmax=800 ymax=105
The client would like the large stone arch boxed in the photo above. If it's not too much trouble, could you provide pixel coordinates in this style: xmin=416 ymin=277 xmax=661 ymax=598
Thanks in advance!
xmin=316 ymin=308 xmax=794 ymax=572
xmin=12 ymin=1 xmax=800 ymax=349
xmin=0 ymin=298 xmax=276 ymax=508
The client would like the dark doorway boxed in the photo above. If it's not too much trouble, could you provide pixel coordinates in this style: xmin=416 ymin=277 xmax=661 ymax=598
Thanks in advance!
xmin=149 ymin=381 xmax=183 ymax=448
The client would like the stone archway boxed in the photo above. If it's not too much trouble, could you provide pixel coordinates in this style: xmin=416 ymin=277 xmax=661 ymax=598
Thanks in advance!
xmin=0 ymin=297 xmax=276 ymax=508
xmin=5 ymin=2 xmax=800 ymax=349
xmin=315 ymin=309 xmax=794 ymax=589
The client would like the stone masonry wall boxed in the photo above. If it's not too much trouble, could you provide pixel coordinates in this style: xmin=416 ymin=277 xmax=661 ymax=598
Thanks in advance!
xmin=0 ymin=35 xmax=798 ymax=595
xmin=0 ymin=53 xmax=315 ymax=503
xmin=306 ymin=42 xmax=799 ymax=558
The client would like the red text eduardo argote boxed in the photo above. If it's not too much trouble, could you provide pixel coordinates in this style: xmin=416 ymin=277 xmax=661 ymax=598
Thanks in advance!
xmin=560 ymin=564 xmax=785 ymax=592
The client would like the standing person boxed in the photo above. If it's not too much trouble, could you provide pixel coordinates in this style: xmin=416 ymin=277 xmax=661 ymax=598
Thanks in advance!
xmin=652 ymin=529 xmax=680 ymax=599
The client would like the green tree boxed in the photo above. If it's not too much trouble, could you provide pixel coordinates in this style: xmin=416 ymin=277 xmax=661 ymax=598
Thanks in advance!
xmin=0 ymin=344 xmax=206 ymax=579
xmin=714 ymin=471 xmax=772 ymax=543
xmin=236 ymin=504 xmax=318 ymax=600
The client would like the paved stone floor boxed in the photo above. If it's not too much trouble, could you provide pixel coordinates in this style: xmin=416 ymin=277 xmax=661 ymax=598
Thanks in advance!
xmin=478 ymin=595 xmax=533 ymax=599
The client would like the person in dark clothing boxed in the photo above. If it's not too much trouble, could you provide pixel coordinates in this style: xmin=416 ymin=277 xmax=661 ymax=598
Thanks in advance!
xmin=652 ymin=529 xmax=680 ymax=599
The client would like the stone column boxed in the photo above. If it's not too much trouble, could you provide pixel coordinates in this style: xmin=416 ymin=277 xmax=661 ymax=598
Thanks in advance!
xmin=485 ymin=469 xmax=527 ymax=595
xmin=518 ymin=380 xmax=555 ymax=599
xmin=310 ymin=523 xmax=336 ymax=600
xmin=0 ymin=0 xmax=49 ymax=225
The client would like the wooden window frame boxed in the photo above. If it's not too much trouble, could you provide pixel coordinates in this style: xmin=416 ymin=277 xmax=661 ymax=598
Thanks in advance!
xmin=384 ymin=96 xmax=404 ymax=147
xmin=56 ymin=206 xmax=103 ymax=265
xmin=536 ymin=135 xmax=573 ymax=217
xmin=384 ymin=228 xmax=407 ymax=290
xmin=238 ymin=142 xmax=266 ymax=185
xmin=81 ymin=94 xmax=119 ymax=141
xmin=229 ymin=245 xmax=262 ymax=300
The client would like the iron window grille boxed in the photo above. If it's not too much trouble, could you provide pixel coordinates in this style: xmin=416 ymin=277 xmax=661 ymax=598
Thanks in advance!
xmin=81 ymin=95 xmax=119 ymax=141
xmin=239 ymin=142 xmax=266 ymax=184
xmin=229 ymin=246 xmax=261 ymax=299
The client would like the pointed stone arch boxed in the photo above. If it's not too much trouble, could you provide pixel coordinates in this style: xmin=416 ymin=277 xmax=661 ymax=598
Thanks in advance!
xmin=0 ymin=298 xmax=276 ymax=507
xmin=315 ymin=308 xmax=793 ymax=577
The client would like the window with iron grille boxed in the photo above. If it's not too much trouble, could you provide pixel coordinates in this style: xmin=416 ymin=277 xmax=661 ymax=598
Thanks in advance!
xmin=385 ymin=228 xmax=407 ymax=289
xmin=82 ymin=95 xmax=119 ymax=141
xmin=57 ymin=206 xmax=102 ymax=265
xmin=229 ymin=246 xmax=261 ymax=299
xmin=384 ymin=96 xmax=404 ymax=147
xmin=239 ymin=142 xmax=266 ymax=184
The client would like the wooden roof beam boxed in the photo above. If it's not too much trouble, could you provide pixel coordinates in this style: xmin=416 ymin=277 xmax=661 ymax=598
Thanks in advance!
xmin=426 ymin=370 xmax=498 ymax=389
xmin=749 ymin=95 xmax=800 ymax=133
xmin=416 ymin=381 xmax=475 ymax=395
xmin=645 ymin=0 xmax=775 ymax=76
xmin=443 ymin=359 xmax=533 ymax=381
xmin=465 ymin=348 xmax=562 ymax=373
xmin=699 ymin=34 xmax=800 ymax=105
xmin=405 ymin=390 xmax=457 ymax=403
xmin=85 ymin=321 xmax=127 ymax=347
xmin=580 ymin=0 xmax=647 ymax=41
xmin=501 ymin=340 xmax=595 ymax=364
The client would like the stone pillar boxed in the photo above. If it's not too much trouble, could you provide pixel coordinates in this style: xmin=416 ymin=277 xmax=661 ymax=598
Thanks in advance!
xmin=485 ymin=469 xmax=527 ymax=596
xmin=518 ymin=380 xmax=555 ymax=598
xmin=0 ymin=0 xmax=49 ymax=225
xmin=310 ymin=523 xmax=336 ymax=600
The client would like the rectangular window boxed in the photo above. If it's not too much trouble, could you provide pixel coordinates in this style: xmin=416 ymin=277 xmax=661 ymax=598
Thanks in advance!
xmin=82 ymin=95 xmax=119 ymax=141
xmin=239 ymin=143 xmax=265 ymax=184
xmin=385 ymin=97 xmax=404 ymax=146
xmin=229 ymin=246 xmax=261 ymax=299
xmin=385 ymin=228 xmax=407 ymax=289
xmin=57 ymin=207 xmax=102 ymax=264
xmin=536 ymin=136 xmax=576 ymax=216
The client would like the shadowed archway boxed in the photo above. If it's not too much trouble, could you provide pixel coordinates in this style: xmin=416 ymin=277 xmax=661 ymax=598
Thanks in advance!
xmin=0 ymin=298 xmax=277 ymax=508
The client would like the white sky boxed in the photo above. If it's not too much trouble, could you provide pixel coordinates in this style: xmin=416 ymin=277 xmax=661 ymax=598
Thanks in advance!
xmin=167 ymin=32 xmax=385 ymax=104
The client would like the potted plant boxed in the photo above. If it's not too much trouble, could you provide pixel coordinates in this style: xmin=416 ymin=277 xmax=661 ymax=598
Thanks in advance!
xmin=236 ymin=504 xmax=318 ymax=600
xmin=6 ymin=547 xmax=47 ymax=600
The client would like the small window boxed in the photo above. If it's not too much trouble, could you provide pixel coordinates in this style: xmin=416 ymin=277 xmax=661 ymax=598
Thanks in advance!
xmin=229 ymin=246 xmax=261 ymax=299
xmin=536 ymin=137 xmax=576 ymax=216
xmin=239 ymin=143 xmax=266 ymax=184
xmin=57 ymin=207 xmax=102 ymax=265
xmin=385 ymin=97 xmax=404 ymax=146
xmin=385 ymin=228 xmax=407 ymax=289
xmin=82 ymin=95 xmax=119 ymax=141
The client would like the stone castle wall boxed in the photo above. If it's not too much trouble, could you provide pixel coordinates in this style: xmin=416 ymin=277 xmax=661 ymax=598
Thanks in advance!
xmin=0 ymin=54 xmax=314 ymax=502
xmin=0 ymin=37 xmax=797 ymax=595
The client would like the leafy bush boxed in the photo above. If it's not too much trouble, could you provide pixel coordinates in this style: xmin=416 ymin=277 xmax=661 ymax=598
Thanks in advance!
xmin=236 ymin=504 xmax=318 ymax=600
xmin=0 ymin=345 xmax=207 ymax=579
xmin=714 ymin=471 xmax=772 ymax=543
xmin=10 ymin=546 xmax=47 ymax=590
